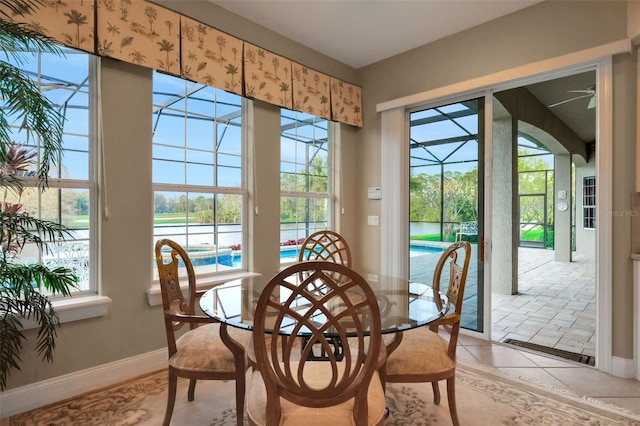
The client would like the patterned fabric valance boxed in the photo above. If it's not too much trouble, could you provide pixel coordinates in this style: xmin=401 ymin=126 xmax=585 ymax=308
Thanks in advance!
xmin=331 ymin=78 xmax=363 ymax=127
xmin=0 ymin=0 xmax=95 ymax=53
xmin=292 ymin=63 xmax=331 ymax=120
xmin=244 ymin=43 xmax=292 ymax=109
xmin=96 ymin=0 xmax=180 ymax=75
xmin=1 ymin=0 xmax=362 ymax=128
xmin=180 ymin=16 xmax=243 ymax=96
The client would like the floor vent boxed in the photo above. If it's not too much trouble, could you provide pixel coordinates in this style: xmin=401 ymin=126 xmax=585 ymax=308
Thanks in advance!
xmin=502 ymin=338 xmax=595 ymax=366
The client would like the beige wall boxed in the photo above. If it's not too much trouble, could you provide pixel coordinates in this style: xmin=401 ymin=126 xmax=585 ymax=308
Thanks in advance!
xmin=7 ymin=0 xmax=638 ymax=390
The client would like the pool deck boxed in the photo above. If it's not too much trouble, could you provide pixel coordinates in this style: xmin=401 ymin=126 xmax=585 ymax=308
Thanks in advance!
xmin=410 ymin=245 xmax=596 ymax=358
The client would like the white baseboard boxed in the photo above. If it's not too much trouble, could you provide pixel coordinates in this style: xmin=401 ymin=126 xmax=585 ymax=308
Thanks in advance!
xmin=0 ymin=349 xmax=167 ymax=418
xmin=611 ymin=355 xmax=636 ymax=379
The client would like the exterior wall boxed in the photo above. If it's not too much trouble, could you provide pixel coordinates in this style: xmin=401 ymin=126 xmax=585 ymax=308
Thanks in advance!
xmin=575 ymin=146 xmax=596 ymax=257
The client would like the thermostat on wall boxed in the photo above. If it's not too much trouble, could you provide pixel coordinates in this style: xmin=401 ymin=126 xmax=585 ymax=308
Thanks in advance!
xmin=368 ymin=187 xmax=382 ymax=200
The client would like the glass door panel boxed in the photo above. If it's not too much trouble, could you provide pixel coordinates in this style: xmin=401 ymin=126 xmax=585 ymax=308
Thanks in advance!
xmin=408 ymin=99 xmax=484 ymax=332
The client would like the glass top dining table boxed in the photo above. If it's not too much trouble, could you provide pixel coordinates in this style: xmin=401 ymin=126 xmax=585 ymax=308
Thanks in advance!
xmin=199 ymin=271 xmax=449 ymax=337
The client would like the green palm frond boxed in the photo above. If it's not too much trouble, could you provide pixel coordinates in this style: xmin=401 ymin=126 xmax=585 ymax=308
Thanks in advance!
xmin=0 ymin=262 xmax=78 ymax=295
xmin=0 ymin=61 xmax=64 ymax=186
xmin=0 ymin=283 xmax=62 ymax=388
xmin=0 ymin=0 xmax=77 ymax=391
xmin=0 ymin=20 xmax=62 ymax=62
xmin=0 ymin=211 xmax=72 ymax=258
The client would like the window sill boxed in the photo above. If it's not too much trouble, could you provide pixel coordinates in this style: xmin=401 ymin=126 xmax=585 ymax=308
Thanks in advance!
xmin=146 ymin=270 xmax=260 ymax=306
xmin=20 ymin=295 xmax=112 ymax=330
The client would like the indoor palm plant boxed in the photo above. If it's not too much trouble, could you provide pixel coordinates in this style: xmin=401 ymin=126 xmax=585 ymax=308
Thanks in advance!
xmin=0 ymin=0 xmax=78 ymax=390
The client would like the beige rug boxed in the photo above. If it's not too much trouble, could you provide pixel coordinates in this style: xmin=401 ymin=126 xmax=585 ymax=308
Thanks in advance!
xmin=9 ymin=360 xmax=640 ymax=425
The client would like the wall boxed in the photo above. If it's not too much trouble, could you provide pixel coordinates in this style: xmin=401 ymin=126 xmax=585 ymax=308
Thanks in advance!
xmin=357 ymin=0 xmax=634 ymax=360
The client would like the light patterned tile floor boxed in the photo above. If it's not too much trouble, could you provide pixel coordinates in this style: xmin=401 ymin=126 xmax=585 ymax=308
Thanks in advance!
xmin=457 ymin=335 xmax=640 ymax=416
xmin=492 ymin=248 xmax=596 ymax=357
xmin=411 ymin=244 xmax=596 ymax=358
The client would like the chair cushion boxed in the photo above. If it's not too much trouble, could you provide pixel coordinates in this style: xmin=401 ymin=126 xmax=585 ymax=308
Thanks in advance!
xmin=246 ymin=362 xmax=386 ymax=426
xmin=170 ymin=323 xmax=251 ymax=373
xmin=385 ymin=328 xmax=455 ymax=376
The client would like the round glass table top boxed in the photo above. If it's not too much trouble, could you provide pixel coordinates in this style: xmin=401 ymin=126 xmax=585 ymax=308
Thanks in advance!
xmin=199 ymin=273 xmax=449 ymax=336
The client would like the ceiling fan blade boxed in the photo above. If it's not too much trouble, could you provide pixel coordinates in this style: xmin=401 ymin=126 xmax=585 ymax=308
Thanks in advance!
xmin=567 ymin=89 xmax=595 ymax=94
xmin=548 ymin=93 xmax=593 ymax=108
xmin=587 ymin=95 xmax=596 ymax=109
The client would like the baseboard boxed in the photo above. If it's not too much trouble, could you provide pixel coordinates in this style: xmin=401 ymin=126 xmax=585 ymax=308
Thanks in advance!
xmin=0 ymin=349 xmax=167 ymax=418
xmin=610 ymin=355 xmax=636 ymax=379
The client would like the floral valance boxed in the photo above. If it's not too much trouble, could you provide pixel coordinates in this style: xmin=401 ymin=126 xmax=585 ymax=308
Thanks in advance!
xmin=96 ymin=0 xmax=180 ymax=74
xmin=1 ymin=0 xmax=362 ymax=128
xmin=0 ymin=0 xmax=95 ymax=53
xmin=292 ymin=63 xmax=331 ymax=120
xmin=331 ymin=78 xmax=363 ymax=127
xmin=180 ymin=16 xmax=243 ymax=96
xmin=244 ymin=43 xmax=292 ymax=109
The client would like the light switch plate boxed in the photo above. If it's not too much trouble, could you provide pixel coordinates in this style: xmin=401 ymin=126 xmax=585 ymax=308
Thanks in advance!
xmin=367 ymin=215 xmax=379 ymax=226
xmin=368 ymin=187 xmax=382 ymax=200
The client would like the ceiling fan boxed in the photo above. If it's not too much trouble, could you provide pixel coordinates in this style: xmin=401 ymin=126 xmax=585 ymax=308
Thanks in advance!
xmin=548 ymin=84 xmax=596 ymax=109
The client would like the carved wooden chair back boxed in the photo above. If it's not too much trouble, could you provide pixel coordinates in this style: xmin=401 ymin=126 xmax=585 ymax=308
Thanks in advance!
xmin=250 ymin=261 xmax=383 ymax=426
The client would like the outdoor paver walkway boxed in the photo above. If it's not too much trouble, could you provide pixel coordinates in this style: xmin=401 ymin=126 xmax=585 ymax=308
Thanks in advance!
xmin=493 ymin=248 xmax=596 ymax=357
xmin=410 ymin=244 xmax=596 ymax=358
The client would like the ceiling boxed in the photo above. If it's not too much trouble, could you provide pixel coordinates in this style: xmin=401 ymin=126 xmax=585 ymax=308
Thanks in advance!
xmin=209 ymin=0 xmax=596 ymax=145
xmin=209 ymin=0 xmax=543 ymax=69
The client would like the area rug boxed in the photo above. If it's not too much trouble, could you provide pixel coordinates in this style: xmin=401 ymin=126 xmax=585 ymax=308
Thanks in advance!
xmin=9 ymin=360 xmax=640 ymax=425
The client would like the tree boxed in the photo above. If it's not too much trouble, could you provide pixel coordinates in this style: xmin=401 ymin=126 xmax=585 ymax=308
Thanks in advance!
xmin=0 ymin=0 xmax=78 ymax=391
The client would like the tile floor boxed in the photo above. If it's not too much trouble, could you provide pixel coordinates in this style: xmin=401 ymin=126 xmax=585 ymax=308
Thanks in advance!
xmin=492 ymin=248 xmax=596 ymax=357
xmin=412 ymin=244 xmax=597 ymax=357
xmin=457 ymin=334 xmax=640 ymax=416
xmin=413 ymin=244 xmax=640 ymax=416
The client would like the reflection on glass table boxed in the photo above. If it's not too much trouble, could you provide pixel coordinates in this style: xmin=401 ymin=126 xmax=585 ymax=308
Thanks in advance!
xmin=199 ymin=272 xmax=449 ymax=338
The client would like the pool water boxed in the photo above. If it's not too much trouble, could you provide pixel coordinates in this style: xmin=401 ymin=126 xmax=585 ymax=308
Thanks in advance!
xmin=231 ymin=244 xmax=443 ymax=266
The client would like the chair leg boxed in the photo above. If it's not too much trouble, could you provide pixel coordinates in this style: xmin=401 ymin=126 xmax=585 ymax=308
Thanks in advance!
xmin=446 ymin=377 xmax=459 ymax=426
xmin=236 ymin=376 xmax=245 ymax=426
xmin=164 ymin=372 xmax=177 ymax=426
xmin=431 ymin=381 xmax=441 ymax=405
xmin=188 ymin=378 xmax=197 ymax=401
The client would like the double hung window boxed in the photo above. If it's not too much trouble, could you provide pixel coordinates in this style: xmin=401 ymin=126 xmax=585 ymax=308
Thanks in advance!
xmin=280 ymin=109 xmax=331 ymax=263
xmin=1 ymin=47 xmax=96 ymax=295
xmin=152 ymin=71 xmax=245 ymax=276
xmin=583 ymin=176 xmax=596 ymax=229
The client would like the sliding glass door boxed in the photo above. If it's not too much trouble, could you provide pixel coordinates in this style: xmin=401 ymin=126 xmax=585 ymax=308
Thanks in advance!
xmin=408 ymin=99 xmax=485 ymax=332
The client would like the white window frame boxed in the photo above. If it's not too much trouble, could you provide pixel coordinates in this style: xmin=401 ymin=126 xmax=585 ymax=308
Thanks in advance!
xmin=279 ymin=109 xmax=332 ymax=265
xmin=583 ymin=175 xmax=596 ymax=229
xmin=151 ymin=72 xmax=248 ymax=283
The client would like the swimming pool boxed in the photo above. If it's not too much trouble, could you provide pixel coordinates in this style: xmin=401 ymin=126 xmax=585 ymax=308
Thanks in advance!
xmin=230 ymin=244 xmax=444 ymax=266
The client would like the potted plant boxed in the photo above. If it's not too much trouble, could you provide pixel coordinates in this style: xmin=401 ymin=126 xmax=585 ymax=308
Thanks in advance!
xmin=0 ymin=0 xmax=79 ymax=390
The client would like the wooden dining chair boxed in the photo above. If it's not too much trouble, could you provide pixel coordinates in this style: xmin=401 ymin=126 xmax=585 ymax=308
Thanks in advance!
xmin=155 ymin=239 xmax=250 ymax=426
xmin=246 ymin=261 xmax=386 ymax=426
xmin=381 ymin=241 xmax=471 ymax=426
xmin=298 ymin=230 xmax=352 ymax=266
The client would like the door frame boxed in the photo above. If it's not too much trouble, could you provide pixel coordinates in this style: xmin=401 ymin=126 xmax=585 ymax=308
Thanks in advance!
xmin=379 ymin=39 xmax=629 ymax=375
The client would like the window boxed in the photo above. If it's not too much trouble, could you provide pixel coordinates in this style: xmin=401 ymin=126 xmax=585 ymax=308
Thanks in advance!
xmin=583 ymin=176 xmax=596 ymax=229
xmin=152 ymin=71 xmax=245 ymax=277
xmin=1 ymin=48 xmax=96 ymax=296
xmin=280 ymin=109 xmax=331 ymax=263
